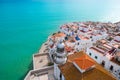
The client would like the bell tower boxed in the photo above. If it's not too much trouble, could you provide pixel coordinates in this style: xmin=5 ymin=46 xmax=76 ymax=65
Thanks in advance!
xmin=53 ymin=40 xmax=67 ymax=80
xmin=54 ymin=40 xmax=67 ymax=64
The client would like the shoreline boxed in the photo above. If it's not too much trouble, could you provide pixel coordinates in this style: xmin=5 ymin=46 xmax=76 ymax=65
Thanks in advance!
xmin=24 ymin=21 xmax=120 ymax=80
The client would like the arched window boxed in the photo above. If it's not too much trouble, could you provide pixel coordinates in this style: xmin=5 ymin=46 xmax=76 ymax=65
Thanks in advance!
xmin=57 ymin=48 xmax=64 ymax=53
xmin=101 ymin=60 xmax=105 ymax=67
xmin=95 ymin=56 xmax=98 ymax=59
xmin=110 ymin=65 xmax=113 ymax=71
xmin=52 ymin=54 xmax=55 ymax=60
xmin=89 ymin=53 xmax=92 ymax=56
xmin=60 ymin=73 xmax=62 ymax=80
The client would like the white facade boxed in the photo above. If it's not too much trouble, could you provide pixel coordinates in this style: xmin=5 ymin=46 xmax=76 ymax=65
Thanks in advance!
xmin=54 ymin=64 xmax=65 ymax=80
xmin=91 ymin=34 xmax=108 ymax=42
xmin=86 ymin=48 xmax=120 ymax=80
xmin=75 ymin=39 xmax=92 ymax=51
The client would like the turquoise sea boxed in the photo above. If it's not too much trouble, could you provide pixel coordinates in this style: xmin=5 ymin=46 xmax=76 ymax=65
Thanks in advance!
xmin=0 ymin=0 xmax=120 ymax=80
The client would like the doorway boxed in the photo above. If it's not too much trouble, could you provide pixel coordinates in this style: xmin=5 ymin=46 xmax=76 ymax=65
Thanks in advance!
xmin=110 ymin=65 xmax=113 ymax=71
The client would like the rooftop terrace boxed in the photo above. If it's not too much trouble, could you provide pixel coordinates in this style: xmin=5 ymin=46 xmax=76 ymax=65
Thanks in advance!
xmin=24 ymin=66 xmax=55 ymax=80
xmin=33 ymin=53 xmax=51 ymax=69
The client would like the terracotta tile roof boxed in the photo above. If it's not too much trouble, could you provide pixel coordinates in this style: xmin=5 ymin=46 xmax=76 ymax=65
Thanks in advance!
xmin=59 ymin=51 xmax=116 ymax=80
xmin=72 ymin=26 xmax=78 ymax=29
xmin=65 ymin=46 xmax=73 ymax=52
xmin=52 ymin=32 xmax=66 ymax=38
xmin=74 ymin=55 xmax=95 ymax=70
xmin=79 ymin=35 xmax=89 ymax=40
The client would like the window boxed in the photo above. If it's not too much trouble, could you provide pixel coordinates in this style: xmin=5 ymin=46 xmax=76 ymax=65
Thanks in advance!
xmin=57 ymin=48 xmax=64 ymax=53
xmin=65 ymin=37 xmax=68 ymax=40
xmin=101 ymin=61 xmax=105 ymax=67
xmin=51 ymin=54 xmax=55 ymax=60
xmin=110 ymin=65 xmax=113 ymax=71
xmin=89 ymin=53 xmax=92 ymax=56
xmin=95 ymin=56 xmax=97 ymax=59
xmin=60 ymin=73 xmax=62 ymax=80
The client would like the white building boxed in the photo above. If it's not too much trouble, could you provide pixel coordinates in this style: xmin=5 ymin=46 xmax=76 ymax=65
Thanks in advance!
xmin=86 ymin=41 xmax=120 ymax=80
xmin=112 ymin=36 xmax=120 ymax=43
xmin=74 ymin=35 xmax=92 ymax=51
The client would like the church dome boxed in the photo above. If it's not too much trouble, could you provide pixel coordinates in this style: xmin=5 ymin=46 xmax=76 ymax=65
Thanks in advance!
xmin=53 ymin=40 xmax=67 ymax=64
xmin=56 ymin=41 xmax=65 ymax=53
xmin=57 ymin=42 xmax=65 ymax=49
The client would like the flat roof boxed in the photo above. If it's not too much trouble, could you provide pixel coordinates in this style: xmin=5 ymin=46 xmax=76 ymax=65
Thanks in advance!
xmin=33 ymin=53 xmax=50 ymax=69
xmin=25 ymin=66 xmax=54 ymax=80
xmin=90 ymin=47 xmax=105 ymax=55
